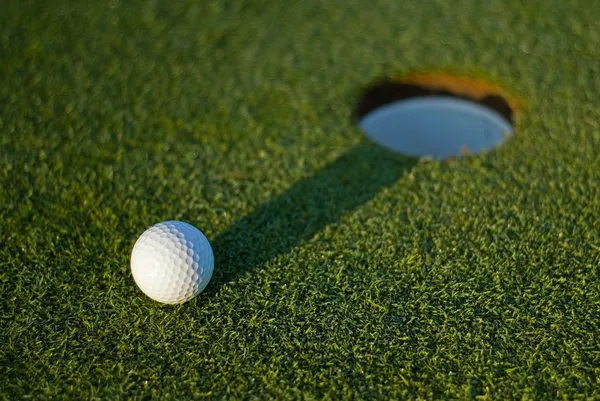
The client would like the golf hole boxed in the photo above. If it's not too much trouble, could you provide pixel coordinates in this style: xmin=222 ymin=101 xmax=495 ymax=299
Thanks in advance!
xmin=355 ymin=73 xmax=517 ymax=160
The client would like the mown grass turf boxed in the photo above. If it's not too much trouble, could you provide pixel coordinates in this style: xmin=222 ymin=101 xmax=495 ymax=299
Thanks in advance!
xmin=1 ymin=0 xmax=600 ymax=399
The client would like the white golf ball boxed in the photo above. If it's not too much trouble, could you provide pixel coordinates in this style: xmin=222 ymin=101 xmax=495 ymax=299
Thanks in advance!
xmin=130 ymin=220 xmax=214 ymax=304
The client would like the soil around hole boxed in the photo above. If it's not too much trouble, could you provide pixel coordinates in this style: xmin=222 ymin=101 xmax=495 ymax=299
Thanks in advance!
xmin=354 ymin=73 xmax=516 ymax=125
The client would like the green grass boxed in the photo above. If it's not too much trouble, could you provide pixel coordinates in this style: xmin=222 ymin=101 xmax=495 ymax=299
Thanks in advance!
xmin=1 ymin=0 xmax=600 ymax=399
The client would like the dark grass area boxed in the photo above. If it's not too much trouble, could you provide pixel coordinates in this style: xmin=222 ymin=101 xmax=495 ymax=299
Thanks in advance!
xmin=1 ymin=0 xmax=600 ymax=399
xmin=211 ymin=142 xmax=415 ymax=291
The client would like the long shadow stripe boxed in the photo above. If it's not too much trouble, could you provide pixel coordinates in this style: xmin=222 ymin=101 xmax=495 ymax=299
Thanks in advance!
xmin=209 ymin=140 xmax=416 ymax=290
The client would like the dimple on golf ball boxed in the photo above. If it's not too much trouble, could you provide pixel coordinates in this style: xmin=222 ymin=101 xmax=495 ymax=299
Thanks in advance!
xmin=131 ymin=220 xmax=214 ymax=304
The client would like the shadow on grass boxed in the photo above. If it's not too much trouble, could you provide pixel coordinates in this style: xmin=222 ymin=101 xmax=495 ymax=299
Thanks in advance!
xmin=208 ymin=140 xmax=417 ymax=291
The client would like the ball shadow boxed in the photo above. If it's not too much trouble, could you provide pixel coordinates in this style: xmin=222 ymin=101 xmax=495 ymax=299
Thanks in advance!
xmin=207 ymin=140 xmax=417 ymax=292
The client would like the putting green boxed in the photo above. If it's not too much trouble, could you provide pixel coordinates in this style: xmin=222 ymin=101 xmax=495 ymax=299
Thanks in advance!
xmin=1 ymin=0 xmax=599 ymax=399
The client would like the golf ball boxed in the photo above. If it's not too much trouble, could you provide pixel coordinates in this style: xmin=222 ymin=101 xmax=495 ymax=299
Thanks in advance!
xmin=130 ymin=220 xmax=214 ymax=304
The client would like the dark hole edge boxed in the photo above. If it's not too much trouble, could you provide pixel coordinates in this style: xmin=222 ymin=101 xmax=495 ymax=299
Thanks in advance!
xmin=354 ymin=80 xmax=514 ymax=125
